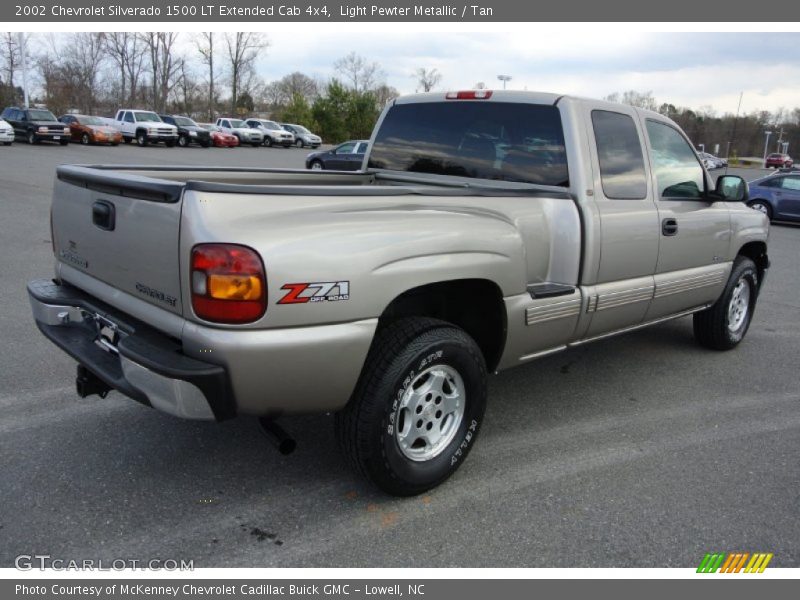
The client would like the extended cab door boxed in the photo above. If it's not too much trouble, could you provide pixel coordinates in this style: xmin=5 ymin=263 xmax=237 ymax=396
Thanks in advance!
xmin=581 ymin=105 xmax=660 ymax=338
xmin=640 ymin=118 xmax=731 ymax=320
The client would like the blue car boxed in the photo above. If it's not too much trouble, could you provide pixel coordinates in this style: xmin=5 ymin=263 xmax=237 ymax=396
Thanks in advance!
xmin=747 ymin=172 xmax=800 ymax=222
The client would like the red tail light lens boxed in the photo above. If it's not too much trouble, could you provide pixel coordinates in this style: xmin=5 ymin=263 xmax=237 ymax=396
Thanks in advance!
xmin=445 ymin=90 xmax=493 ymax=100
xmin=191 ymin=244 xmax=267 ymax=324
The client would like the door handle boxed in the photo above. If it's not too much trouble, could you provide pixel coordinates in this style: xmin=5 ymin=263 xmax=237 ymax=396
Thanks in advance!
xmin=92 ymin=200 xmax=115 ymax=231
xmin=662 ymin=218 xmax=678 ymax=236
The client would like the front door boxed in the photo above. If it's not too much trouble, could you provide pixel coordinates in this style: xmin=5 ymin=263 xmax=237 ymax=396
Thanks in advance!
xmin=641 ymin=118 xmax=731 ymax=320
xmin=774 ymin=174 xmax=800 ymax=219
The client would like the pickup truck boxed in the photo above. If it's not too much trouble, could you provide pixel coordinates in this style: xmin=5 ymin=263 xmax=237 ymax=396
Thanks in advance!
xmin=28 ymin=90 xmax=769 ymax=496
xmin=113 ymin=109 xmax=179 ymax=147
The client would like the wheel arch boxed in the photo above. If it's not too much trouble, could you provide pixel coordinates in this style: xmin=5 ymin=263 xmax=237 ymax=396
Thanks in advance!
xmin=736 ymin=241 xmax=769 ymax=290
xmin=378 ymin=278 xmax=507 ymax=372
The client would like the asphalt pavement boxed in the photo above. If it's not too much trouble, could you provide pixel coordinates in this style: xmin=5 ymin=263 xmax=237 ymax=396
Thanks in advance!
xmin=0 ymin=142 xmax=797 ymax=568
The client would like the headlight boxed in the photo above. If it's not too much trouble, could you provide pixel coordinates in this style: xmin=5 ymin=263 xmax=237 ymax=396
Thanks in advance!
xmin=189 ymin=131 xmax=197 ymax=136
xmin=63 ymin=127 xmax=70 ymax=134
xmin=38 ymin=126 xmax=48 ymax=132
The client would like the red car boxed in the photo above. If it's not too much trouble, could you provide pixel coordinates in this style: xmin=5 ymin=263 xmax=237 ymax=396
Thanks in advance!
xmin=765 ymin=153 xmax=793 ymax=168
xmin=199 ymin=123 xmax=239 ymax=148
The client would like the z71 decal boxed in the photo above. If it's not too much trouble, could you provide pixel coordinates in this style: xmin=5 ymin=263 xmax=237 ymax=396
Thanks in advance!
xmin=278 ymin=281 xmax=350 ymax=304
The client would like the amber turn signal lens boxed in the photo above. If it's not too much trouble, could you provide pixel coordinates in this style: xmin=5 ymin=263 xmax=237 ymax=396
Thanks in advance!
xmin=208 ymin=274 xmax=262 ymax=301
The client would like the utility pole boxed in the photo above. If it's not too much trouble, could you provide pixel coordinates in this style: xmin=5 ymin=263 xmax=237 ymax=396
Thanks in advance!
xmin=763 ymin=131 xmax=772 ymax=165
xmin=18 ymin=33 xmax=29 ymax=108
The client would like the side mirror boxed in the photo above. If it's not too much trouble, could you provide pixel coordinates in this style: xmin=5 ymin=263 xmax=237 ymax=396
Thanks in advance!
xmin=714 ymin=175 xmax=748 ymax=202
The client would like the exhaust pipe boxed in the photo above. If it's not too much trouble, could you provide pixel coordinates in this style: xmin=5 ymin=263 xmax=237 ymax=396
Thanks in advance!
xmin=258 ymin=418 xmax=296 ymax=455
xmin=76 ymin=365 xmax=111 ymax=399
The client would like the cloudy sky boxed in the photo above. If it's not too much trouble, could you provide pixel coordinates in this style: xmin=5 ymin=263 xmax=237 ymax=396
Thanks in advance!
xmin=254 ymin=31 xmax=800 ymax=114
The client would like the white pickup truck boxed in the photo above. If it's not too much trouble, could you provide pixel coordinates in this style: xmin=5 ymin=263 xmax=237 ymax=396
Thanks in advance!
xmin=29 ymin=90 xmax=769 ymax=495
xmin=113 ymin=109 xmax=179 ymax=147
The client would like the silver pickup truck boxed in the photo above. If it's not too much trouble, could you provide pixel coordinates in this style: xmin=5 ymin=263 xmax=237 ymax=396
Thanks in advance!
xmin=28 ymin=90 xmax=769 ymax=496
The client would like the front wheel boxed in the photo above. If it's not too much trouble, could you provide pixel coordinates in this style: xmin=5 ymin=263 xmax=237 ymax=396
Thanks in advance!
xmin=335 ymin=318 xmax=487 ymax=496
xmin=263 ymin=136 xmax=273 ymax=147
xmin=309 ymin=160 xmax=323 ymax=170
xmin=177 ymin=135 xmax=188 ymax=147
xmin=748 ymin=199 xmax=772 ymax=221
xmin=295 ymin=139 xmax=305 ymax=148
xmin=693 ymin=257 xmax=759 ymax=351
xmin=27 ymin=131 xmax=37 ymax=144
xmin=136 ymin=132 xmax=148 ymax=147
xmin=81 ymin=133 xmax=90 ymax=145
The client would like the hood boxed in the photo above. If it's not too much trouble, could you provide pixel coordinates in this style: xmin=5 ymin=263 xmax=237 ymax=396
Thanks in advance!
xmin=31 ymin=120 xmax=66 ymax=128
xmin=141 ymin=121 xmax=176 ymax=130
xmin=88 ymin=125 xmax=119 ymax=134
xmin=181 ymin=125 xmax=209 ymax=134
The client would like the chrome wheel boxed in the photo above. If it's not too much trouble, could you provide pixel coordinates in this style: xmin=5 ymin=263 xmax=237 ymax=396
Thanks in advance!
xmin=395 ymin=364 xmax=465 ymax=461
xmin=727 ymin=278 xmax=750 ymax=332
xmin=751 ymin=202 xmax=769 ymax=216
xmin=310 ymin=161 xmax=323 ymax=170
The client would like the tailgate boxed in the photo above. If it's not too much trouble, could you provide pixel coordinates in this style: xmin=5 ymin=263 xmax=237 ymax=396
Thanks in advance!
xmin=52 ymin=166 xmax=186 ymax=316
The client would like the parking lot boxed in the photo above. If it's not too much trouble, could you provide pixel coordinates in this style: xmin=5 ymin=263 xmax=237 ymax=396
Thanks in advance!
xmin=0 ymin=142 xmax=798 ymax=568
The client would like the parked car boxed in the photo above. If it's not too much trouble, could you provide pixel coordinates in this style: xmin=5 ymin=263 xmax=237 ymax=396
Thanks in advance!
xmin=215 ymin=117 xmax=263 ymax=147
xmin=244 ymin=118 xmax=294 ymax=147
xmin=746 ymin=172 xmax=800 ymax=222
xmin=0 ymin=117 xmax=13 ymax=145
xmin=59 ymin=114 xmax=122 ymax=146
xmin=305 ymin=140 xmax=369 ymax=170
xmin=765 ymin=153 xmax=793 ymax=169
xmin=281 ymin=123 xmax=322 ymax=148
xmin=112 ymin=109 xmax=179 ymax=147
xmin=27 ymin=90 xmax=768 ymax=495
xmin=197 ymin=123 xmax=239 ymax=148
xmin=699 ymin=152 xmax=726 ymax=169
xmin=159 ymin=115 xmax=212 ymax=148
xmin=1 ymin=106 xmax=70 ymax=145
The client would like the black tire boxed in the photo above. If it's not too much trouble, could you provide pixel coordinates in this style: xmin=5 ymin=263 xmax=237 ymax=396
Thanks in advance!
xmin=165 ymin=140 xmax=176 ymax=148
xmin=59 ymin=139 xmax=69 ymax=146
xmin=200 ymin=140 xmax=211 ymax=148
xmin=136 ymin=131 xmax=148 ymax=147
xmin=2 ymin=142 xmax=10 ymax=146
xmin=295 ymin=138 xmax=305 ymax=148
xmin=81 ymin=133 xmax=90 ymax=145
xmin=335 ymin=318 xmax=487 ymax=496
xmin=309 ymin=159 xmax=324 ymax=170
xmin=177 ymin=135 xmax=188 ymax=147
xmin=263 ymin=136 xmax=273 ymax=147
xmin=748 ymin=199 xmax=772 ymax=221
xmin=693 ymin=256 xmax=759 ymax=351
xmin=27 ymin=130 xmax=37 ymax=144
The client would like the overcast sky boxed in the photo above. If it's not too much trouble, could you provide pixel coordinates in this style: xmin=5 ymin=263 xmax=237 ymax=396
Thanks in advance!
xmin=255 ymin=31 xmax=800 ymax=114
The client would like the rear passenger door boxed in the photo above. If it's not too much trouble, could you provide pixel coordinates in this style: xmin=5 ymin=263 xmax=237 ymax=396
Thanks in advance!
xmin=641 ymin=118 xmax=731 ymax=320
xmin=582 ymin=106 xmax=660 ymax=338
xmin=774 ymin=175 xmax=800 ymax=219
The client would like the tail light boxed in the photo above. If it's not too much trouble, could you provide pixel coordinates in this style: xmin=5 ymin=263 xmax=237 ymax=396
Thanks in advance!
xmin=445 ymin=90 xmax=493 ymax=100
xmin=191 ymin=244 xmax=266 ymax=324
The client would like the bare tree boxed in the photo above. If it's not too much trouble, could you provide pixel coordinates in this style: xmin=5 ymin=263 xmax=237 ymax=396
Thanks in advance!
xmin=0 ymin=33 xmax=21 ymax=89
xmin=62 ymin=33 xmax=106 ymax=113
xmin=224 ymin=32 xmax=269 ymax=114
xmin=414 ymin=67 xmax=441 ymax=92
xmin=278 ymin=71 xmax=318 ymax=102
xmin=105 ymin=32 xmax=146 ymax=106
xmin=374 ymin=84 xmax=400 ymax=107
xmin=143 ymin=32 xmax=181 ymax=113
xmin=195 ymin=32 xmax=216 ymax=120
xmin=333 ymin=52 xmax=384 ymax=93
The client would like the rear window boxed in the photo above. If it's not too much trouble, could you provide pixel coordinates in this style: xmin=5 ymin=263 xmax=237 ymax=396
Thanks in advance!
xmin=367 ymin=101 xmax=569 ymax=186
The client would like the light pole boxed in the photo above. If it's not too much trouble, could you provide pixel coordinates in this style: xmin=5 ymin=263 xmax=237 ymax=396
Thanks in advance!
xmin=497 ymin=75 xmax=512 ymax=90
xmin=763 ymin=131 xmax=772 ymax=166
xmin=18 ymin=33 xmax=29 ymax=109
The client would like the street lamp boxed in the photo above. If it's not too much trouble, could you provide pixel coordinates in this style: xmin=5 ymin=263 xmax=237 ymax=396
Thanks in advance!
xmin=763 ymin=131 xmax=772 ymax=166
xmin=497 ymin=75 xmax=512 ymax=90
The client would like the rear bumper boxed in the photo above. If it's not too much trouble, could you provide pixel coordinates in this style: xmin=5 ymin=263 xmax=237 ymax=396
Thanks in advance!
xmin=28 ymin=279 xmax=231 ymax=421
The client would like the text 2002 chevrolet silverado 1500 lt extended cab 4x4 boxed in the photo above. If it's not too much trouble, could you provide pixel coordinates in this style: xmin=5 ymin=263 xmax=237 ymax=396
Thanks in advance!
xmin=29 ymin=90 xmax=769 ymax=495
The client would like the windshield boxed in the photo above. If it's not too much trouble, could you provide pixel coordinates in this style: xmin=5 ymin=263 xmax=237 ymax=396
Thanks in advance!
xmin=229 ymin=119 xmax=246 ymax=128
xmin=80 ymin=116 xmax=105 ymax=126
xmin=134 ymin=111 xmax=161 ymax=123
xmin=173 ymin=117 xmax=197 ymax=127
xmin=28 ymin=109 xmax=58 ymax=121
xmin=260 ymin=121 xmax=281 ymax=130
xmin=368 ymin=101 xmax=569 ymax=186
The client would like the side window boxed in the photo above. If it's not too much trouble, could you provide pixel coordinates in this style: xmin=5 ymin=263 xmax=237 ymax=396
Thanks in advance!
xmin=646 ymin=120 xmax=705 ymax=199
xmin=337 ymin=142 xmax=356 ymax=154
xmin=591 ymin=110 xmax=647 ymax=199
xmin=123 ymin=112 xmax=134 ymax=124
xmin=760 ymin=177 xmax=781 ymax=188
xmin=356 ymin=143 xmax=368 ymax=154
xmin=781 ymin=176 xmax=800 ymax=191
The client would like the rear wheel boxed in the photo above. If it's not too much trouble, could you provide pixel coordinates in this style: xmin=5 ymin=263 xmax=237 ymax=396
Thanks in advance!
xmin=748 ymin=199 xmax=772 ymax=221
xmin=335 ymin=318 xmax=487 ymax=496
xmin=81 ymin=133 xmax=90 ymax=145
xmin=693 ymin=256 xmax=759 ymax=351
